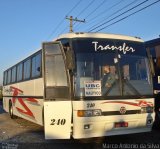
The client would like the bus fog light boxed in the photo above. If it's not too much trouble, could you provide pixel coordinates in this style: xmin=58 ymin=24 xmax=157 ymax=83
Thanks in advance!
xmin=84 ymin=124 xmax=90 ymax=129
xmin=146 ymin=106 xmax=153 ymax=113
xmin=141 ymin=107 xmax=153 ymax=113
xmin=141 ymin=107 xmax=146 ymax=113
xmin=93 ymin=109 xmax=102 ymax=116
xmin=147 ymin=119 xmax=153 ymax=125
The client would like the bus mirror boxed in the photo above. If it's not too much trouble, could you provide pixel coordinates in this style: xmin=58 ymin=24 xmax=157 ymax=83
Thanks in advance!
xmin=150 ymin=59 xmax=155 ymax=76
xmin=146 ymin=48 xmax=155 ymax=76
xmin=66 ymin=49 xmax=75 ymax=70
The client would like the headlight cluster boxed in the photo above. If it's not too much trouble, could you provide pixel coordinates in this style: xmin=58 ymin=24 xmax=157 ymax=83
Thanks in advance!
xmin=141 ymin=106 xmax=154 ymax=113
xmin=77 ymin=109 xmax=102 ymax=117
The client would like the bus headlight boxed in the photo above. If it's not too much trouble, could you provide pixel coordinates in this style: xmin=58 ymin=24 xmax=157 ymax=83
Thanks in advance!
xmin=146 ymin=106 xmax=153 ymax=113
xmin=77 ymin=109 xmax=102 ymax=117
xmin=141 ymin=106 xmax=153 ymax=113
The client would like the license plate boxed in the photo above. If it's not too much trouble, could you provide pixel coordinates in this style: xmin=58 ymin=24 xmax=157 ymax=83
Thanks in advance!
xmin=115 ymin=122 xmax=128 ymax=128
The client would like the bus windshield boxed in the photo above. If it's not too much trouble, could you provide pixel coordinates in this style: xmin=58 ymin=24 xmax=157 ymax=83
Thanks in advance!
xmin=72 ymin=38 xmax=153 ymax=99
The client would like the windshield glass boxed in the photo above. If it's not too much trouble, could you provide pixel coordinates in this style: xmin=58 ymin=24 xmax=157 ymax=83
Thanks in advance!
xmin=72 ymin=38 xmax=153 ymax=99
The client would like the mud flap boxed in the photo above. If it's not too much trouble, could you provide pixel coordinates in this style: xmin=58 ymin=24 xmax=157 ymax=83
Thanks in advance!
xmin=44 ymin=101 xmax=72 ymax=139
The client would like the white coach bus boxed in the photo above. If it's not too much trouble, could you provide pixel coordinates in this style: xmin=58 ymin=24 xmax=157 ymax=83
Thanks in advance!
xmin=3 ymin=32 xmax=155 ymax=139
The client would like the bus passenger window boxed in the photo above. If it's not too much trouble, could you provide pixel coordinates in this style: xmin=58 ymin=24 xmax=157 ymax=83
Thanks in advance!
xmin=24 ymin=59 xmax=31 ymax=80
xmin=7 ymin=69 xmax=11 ymax=84
xmin=32 ymin=53 xmax=41 ymax=78
xmin=17 ymin=63 xmax=23 ymax=81
xmin=11 ymin=66 xmax=16 ymax=83
xmin=3 ymin=71 xmax=7 ymax=85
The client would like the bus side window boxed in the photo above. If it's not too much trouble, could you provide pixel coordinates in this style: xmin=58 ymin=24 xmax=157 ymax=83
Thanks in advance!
xmin=7 ymin=69 xmax=11 ymax=84
xmin=17 ymin=63 xmax=23 ymax=82
xmin=3 ymin=71 xmax=7 ymax=85
xmin=23 ymin=59 xmax=31 ymax=80
xmin=32 ymin=52 xmax=41 ymax=78
xmin=11 ymin=66 xmax=16 ymax=83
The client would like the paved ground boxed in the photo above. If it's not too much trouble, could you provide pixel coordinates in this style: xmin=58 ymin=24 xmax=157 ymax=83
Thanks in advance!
xmin=0 ymin=101 xmax=160 ymax=149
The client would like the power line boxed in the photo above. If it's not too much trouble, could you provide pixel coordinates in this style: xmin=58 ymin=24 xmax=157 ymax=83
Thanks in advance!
xmin=84 ymin=0 xmax=108 ymax=20
xmin=74 ymin=0 xmax=108 ymax=30
xmin=72 ymin=0 xmax=96 ymax=28
xmin=87 ymin=0 xmax=140 ymax=32
xmin=95 ymin=0 xmax=160 ymax=32
xmin=87 ymin=0 xmax=124 ymax=25
xmin=73 ymin=0 xmax=95 ymax=30
xmin=79 ymin=0 xmax=125 ymax=32
xmin=66 ymin=16 xmax=85 ymax=32
xmin=47 ymin=19 xmax=65 ymax=40
xmin=76 ymin=0 xmax=96 ymax=18
xmin=47 ymin=0 xmax=82 ymax=39
xmin=89 ymin=0 xmax=150 ymax=32
xmin=66 ymin=0 xmax=82 ymax=16
xmin=58 ymin=0 xmax=95 ymax=35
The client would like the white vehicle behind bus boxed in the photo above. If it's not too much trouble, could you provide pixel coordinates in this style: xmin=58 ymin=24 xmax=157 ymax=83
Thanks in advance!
xmin=3 ymin=32 xmax=155 ymax=139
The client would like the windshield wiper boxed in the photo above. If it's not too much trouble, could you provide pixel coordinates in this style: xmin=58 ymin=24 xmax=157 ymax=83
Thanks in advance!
xmin=103 ymin=80 xmax=117 ymax=96
xmin=123 ymin=79 xmax=141 ymax=95
xmin=103 ymin=79 xmax=141 ymax=96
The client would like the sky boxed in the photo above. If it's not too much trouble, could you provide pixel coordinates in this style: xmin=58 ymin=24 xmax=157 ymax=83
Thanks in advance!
xmin=0 ymin=0 xmax=160 ymax=85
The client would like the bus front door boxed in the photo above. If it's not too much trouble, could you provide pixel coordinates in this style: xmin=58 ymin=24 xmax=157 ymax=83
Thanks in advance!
xmin=43 ymin=42 xmax=72 ymax=139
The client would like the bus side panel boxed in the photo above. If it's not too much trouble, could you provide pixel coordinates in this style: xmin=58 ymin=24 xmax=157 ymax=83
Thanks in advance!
xmin=72 ymin=99 xmax=155 ymax=139
xmin=3 ymin=78 xmax=44 ymax=126
xmin=3 ymin=97 xmax=10 ymax=112
xmin=44 ymin=101 xmax=72 ymax=139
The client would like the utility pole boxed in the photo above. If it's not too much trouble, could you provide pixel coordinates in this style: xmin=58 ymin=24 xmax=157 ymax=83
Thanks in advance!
xmin=66 ymin=16 xmax=85 ymax=33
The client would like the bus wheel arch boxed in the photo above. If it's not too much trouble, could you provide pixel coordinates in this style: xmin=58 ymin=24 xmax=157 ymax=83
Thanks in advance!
xmin=9 ymin=100 xmax=17 ymax=119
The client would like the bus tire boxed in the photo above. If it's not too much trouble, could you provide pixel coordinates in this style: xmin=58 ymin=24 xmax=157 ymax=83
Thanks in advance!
xmin=9 ymin=100 xmax=17 ymax=119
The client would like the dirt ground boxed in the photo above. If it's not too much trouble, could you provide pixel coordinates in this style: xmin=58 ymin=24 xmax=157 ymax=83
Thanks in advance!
xmin=1 ymin=102 xmax=160 ymax=149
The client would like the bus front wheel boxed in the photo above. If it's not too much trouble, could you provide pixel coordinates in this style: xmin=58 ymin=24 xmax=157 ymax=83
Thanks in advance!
xmin=9 ymin=100 xmax=17 ymax=119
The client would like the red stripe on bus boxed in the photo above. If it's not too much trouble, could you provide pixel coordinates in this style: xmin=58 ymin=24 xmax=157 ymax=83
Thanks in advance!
xmin=26 ymin=98 xmax=38 ymax=103
xmin=101 ymin=100 xmax=153 ymax=107
xmin=10 ymin=86 xmax=38 ymax=118
xmin=16 ymin=97 xmax=35 ymax=118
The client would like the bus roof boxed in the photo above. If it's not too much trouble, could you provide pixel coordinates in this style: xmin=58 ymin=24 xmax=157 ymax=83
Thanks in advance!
xmin=56 ymin=32 xmax=144 ymax=42
xmin=4 ymin=32 xmax=143 ymax=72
xmin=145 ymin=37 xmax=160 ymax=48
